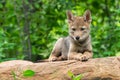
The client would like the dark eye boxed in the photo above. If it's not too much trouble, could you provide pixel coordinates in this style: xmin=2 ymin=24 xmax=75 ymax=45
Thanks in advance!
xmin=80 ymin=27 xmax=85 ymax=31
xmin=72 ymin=28 xmax=76 ymax=31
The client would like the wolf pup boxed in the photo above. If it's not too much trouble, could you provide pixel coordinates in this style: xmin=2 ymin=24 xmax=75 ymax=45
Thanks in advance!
xmin=49 ymin=10 xmax=93 ymax=61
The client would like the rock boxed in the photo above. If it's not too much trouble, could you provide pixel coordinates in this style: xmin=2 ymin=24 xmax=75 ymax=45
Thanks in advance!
xmin=0 ymin=57 xmax=120 ymax=80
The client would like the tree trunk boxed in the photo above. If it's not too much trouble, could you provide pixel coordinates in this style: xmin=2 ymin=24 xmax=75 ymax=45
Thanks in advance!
xmin=22 ymin=0 xmax=32 ymax=60
xmin=0 ymin=57 xmax=120 ymax=80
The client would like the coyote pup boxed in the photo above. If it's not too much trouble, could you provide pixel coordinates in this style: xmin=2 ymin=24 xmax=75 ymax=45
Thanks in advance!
xmin=49 ymin=10 xmax=93 ymax=61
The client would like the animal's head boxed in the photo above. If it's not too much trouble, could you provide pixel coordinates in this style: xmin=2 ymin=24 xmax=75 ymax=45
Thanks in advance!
xmin=67 ymin=10 xmax=92 ymax=42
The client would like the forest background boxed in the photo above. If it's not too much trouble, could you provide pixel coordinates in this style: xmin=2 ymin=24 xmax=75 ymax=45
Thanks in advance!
xmin=0 ymin=0 xmax=120 ymax=62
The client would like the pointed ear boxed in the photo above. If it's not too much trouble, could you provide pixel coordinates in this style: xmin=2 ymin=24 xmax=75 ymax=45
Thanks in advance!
xmin=66 ymin=10 xmax=74 ymax=22
xmin=84 ymin=10 xmax=92 ymax=23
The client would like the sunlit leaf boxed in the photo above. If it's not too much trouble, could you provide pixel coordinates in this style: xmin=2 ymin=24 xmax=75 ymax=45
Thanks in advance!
xmin=23 ymin=70 xmax=35 ymax=77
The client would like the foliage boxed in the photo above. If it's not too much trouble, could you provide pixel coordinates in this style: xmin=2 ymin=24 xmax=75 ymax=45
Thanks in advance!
xmin=12 ymin=71 xmax=17 ymax=80
xmin=0 ymin=0 xmax=120 ymax=61
xmin=23 ymin=69 xmax=35 ymax=77
xmin=11 ymin=69 xmax=35 ymax=80
xmin=67 ymin=70 xmax=83 ymax=80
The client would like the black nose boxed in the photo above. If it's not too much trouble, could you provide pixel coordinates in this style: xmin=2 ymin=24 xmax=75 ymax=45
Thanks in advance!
xmin=76 ymin=36 xmax=80 ymax=40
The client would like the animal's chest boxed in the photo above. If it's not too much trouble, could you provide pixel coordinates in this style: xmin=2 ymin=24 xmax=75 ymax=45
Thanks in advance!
xmin=76 ymin=46 xmax=86 ymax=53
xmin=71 ymin=44 xmax=86 ymax=53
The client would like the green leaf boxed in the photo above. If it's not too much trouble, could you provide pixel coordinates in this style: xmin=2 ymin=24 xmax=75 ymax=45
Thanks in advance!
xmin=11 ymin=71 xmax=17 ymax=80
xmin=23 ymin=70 xmax=35 ymax=77
xmin=74 ymin=74 xmax=83 ymax=80
xmin=67 ymin=70 xmax=75 ymax=79
xmin=0 ymin=4 xmax=3 ymax=8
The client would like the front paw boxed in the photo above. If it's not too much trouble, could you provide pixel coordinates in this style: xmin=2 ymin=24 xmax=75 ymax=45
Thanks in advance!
xmin=74 ymin=54 xmax=89 ymax=61
xmin=74 ymin=54 xmax=82 ymax=61
xmin=80 ymin=55 xmax=89 ymax=61
xmin=49 ymin=56 xmax=57 ymax=62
